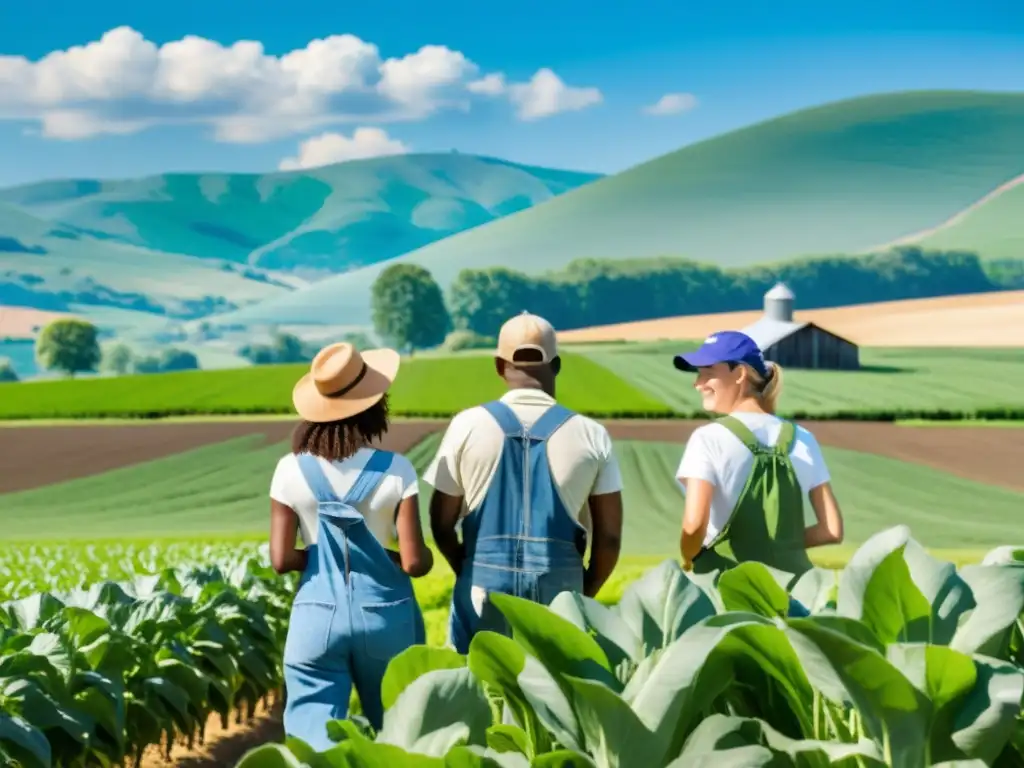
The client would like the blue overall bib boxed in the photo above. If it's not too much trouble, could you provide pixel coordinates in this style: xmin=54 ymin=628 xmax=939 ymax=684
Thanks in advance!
xmin=448 ymin=401 xmax=588 ymax=654
xmin=282 ymin=449 xmax=426 ymax=750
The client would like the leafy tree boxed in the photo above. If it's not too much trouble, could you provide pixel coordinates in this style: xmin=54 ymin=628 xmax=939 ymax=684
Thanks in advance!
xmin=159 ymin=347 xmax=200 ymax=372
xmin=103 ymin=343 xmax=135 ymax=376
xmin=238 ymin=331 xmax=314 ymax=365
xmin=36 ymin=318 xmax=101 ymax=376
xmin=0 ymin=357 xmax=18 ymax=382
xmin=371 ymin=263 xmax=451 ymax=352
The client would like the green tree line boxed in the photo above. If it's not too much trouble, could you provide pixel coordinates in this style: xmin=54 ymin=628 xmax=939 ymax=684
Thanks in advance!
xmin=369 ymin=247 xmax=1021 ymax=346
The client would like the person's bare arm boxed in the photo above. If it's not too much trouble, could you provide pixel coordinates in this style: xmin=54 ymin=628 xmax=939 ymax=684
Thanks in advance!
xmin=804 ymin=482 xmax=844 ymax=548
xmin=270 ymin=500 xmax=308 ymax=574
xmin=583 ymin=491 xmax=622 ymax=598
xmin=395 ymin=495 xmax=434 ymax=577
xmin=429 ymin=490 xmax=466 ymax=576
xmin=679 ymin=478 xmax=714 ymax=569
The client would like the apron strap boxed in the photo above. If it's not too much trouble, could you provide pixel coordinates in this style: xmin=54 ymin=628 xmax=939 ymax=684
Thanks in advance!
xmin=340 ymin=449 xmax=395 ymax=506
xmin=715 ymin=415 xmax=763 ymax=452
xmin=481 ymin=400 xmax=525 ymax=438
xmin=526 ymin=404 xmax=575 ymax=442
xmin=296 ymin=453 xmax=341 ymax=504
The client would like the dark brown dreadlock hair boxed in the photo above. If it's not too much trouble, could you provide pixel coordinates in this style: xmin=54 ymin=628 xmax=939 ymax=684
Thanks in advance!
xmin=291 ymin=393 xmax=391 ymax=461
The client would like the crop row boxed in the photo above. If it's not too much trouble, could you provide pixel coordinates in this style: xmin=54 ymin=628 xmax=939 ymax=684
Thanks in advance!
xmin=0 ymin=353 xmax=672 ymax=421
xmin=236 ymin=526 xmax=1024 ymax=768
xmin=0 ymin=543 xmax=295 ymax=767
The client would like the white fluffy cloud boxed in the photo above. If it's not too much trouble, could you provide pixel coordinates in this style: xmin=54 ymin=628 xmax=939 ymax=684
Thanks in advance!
xmin=279 ymin=128 xmax=410 ymax=170
xmin=470 ymin=68 xmax=602 ymax=120
xmin=0 ymin=27 xmax=604 ymax=141
xmin=643 ymin=92 xmax=698 ymax=116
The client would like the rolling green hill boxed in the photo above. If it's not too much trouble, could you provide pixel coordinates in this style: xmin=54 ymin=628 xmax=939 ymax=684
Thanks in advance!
xmin=212 ymin=90 xmax=1024 ymax=329
xmin=902 ymin=174 xmax=1024 ymax=259
xmin=0 ymin=154 xmax=600 ymax=275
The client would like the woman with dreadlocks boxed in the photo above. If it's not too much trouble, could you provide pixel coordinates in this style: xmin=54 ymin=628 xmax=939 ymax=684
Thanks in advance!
xmin=268 ymin=341 xmax=433 ymax=749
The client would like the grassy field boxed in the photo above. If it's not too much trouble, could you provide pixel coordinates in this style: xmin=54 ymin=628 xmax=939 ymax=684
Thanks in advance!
xmin=584 ymin=345 xmax=1024 ymax=418
xmin=2 ymin=430 xmax=1019 ymax=555
xmin=0 ymin=351 xmax=672 ymax=420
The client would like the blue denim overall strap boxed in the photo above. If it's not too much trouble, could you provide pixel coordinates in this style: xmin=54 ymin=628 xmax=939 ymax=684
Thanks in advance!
xmin=282 ymin=450 xmax=425 ymax=748
xmin=448 ymin=400 xmax=586 ymax=653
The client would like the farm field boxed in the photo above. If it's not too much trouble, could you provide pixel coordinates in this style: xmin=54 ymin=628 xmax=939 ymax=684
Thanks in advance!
xmin=583 ymin=345 xmax=1024 ymax=418
xmin=4 ymin=344 xmax=1024 ymax=421
xmin=555 ymin=289 xmax=1024 ymax=346
xmin=0 ymin=352 xmax=672 ymax=420
xmin=1 ymin=416 xmax=1023 ymax=765
xmin=0 ymin=419 xmax=1021 ymax=547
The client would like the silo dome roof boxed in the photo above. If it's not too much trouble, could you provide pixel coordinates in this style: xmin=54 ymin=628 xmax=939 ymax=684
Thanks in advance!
xmin=765 ymin=282 xmax=794 ymax=300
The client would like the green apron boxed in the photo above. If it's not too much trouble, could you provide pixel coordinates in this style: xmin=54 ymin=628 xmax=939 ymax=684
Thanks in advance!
xmin=691 ymin=415 xmax=814 ymax=578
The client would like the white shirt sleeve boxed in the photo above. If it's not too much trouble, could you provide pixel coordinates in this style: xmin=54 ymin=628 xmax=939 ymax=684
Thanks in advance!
xmin=391 ymin=453 xmax=420 ymax=499
xmin=590 ymin=427 xmax=623 ymax=496
xmin=793 ymin=428 xmax=831 ymax=492
xmin=269 ymin=455 xmax=296 ymax=506
xmin=676 ymin=427 xmax=719 ymax=493
xmin=421 ymin=411 xmax=473 ymax=496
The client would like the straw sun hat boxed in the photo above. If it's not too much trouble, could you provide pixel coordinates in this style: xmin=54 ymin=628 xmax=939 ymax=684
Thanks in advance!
xmin=292 ymin=342 xmax=400 ymax=423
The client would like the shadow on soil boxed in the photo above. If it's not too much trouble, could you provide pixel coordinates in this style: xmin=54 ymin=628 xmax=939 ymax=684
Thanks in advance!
xmin=178 ymin=705 xmax=284 ymax=768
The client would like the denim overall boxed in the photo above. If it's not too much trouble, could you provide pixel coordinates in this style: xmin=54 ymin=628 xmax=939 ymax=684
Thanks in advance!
xmin=448 ymin=400 xmax=588 ymax=653
xmin=282 ymin=449 xmax=426 ymax=750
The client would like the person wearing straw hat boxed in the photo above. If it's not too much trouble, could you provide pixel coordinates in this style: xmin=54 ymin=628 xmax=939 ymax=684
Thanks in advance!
xmin=268 ymin=341 xmax=433 ymax=749
xmin=671 ymin=331 xmax=845 ymax=578
xmin=424 ymin=311 xmax=624 ymax=653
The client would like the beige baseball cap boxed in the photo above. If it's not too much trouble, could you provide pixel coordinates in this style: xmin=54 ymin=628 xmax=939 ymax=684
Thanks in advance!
xmin=495 ymin=311 xmax=558 ymax=366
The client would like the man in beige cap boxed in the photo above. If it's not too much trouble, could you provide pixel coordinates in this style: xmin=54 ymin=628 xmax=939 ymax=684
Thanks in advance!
xmin=424 ymin=311 xmax=624 ymax=653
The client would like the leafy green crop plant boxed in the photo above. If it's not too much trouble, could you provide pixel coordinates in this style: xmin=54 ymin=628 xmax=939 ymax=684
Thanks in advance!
xmin=236 ymin=526 xmax=1024 ymax=768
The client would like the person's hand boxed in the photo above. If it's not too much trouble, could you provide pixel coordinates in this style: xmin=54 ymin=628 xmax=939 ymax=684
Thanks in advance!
xmin=681 ymin=557 xmax=693 ymax=573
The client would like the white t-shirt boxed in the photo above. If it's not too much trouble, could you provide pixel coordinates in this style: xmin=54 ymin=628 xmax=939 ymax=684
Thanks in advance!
xmin=269 ymin=448 xmax=419 ymax=549
xmin=675 ymin=412 xmax=831 ymax=547
xmin=422 ymin=388 xmax=623 ymax=538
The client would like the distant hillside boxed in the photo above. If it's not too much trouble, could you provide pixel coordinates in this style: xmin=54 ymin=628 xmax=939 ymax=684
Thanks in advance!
xmin=888 ymin=173 xmax=1024 ymax=259
xmin=0 ymin=154 xmax=601 ymax=276
xmin=213 ymin=90 xmax=1024 ymax=329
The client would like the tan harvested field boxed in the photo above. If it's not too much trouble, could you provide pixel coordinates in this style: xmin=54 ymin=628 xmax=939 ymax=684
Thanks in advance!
xmin=0 ymin=305 xmax=75 ymax=338
xmin=556 ymin=291 xmax=1024 ymax=346
xmin=1 ymin=418 xmax=1021 ymax=494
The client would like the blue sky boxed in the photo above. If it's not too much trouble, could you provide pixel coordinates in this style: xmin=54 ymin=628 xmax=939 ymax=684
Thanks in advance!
xmin=0 ymin=0 xmax=1021 ymax=186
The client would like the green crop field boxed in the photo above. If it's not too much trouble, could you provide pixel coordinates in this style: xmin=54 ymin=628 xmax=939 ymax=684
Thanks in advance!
xmin=584 ymin=345 xmax=1024 ymax=419
xmin=2 ymin=429 xmax=1018 ymax=559
xmin=0 ymin=351 xmax=671 ymax=420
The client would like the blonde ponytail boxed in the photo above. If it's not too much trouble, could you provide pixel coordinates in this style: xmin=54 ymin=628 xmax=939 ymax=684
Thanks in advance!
xmin=759 ymin=362 xmax=784 ymax=414
xmin=743 ymin=361 xmax=784 ymax=414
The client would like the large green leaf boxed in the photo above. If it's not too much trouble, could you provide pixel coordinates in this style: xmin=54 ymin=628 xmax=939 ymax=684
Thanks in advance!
xmin=901 ymin=538 xmax=978 ymax=645
xmin=468 ymin=631 xmax=575 ymax=755
xmin=789 ymin=568 xmax=840 ymax=615
xmin=717 ymin=563 xmax=791 ymax=619
xmin=488 ymin=593 xmax=620 ymax=693
xmin=0 ymin=713 xmax=52 ymax=768
xmin=885 ymin=644 xmax=979 ymax=763
xmin=951 ymin=564 xmax=1024 ymax=658
xmin=530 ymin=752 xmax=598 ymax=767
xmin=377 ymin=666 xmax=491 ymax=756
xmin=548 ymin=592 xmax=641 ymax=667
xmin=381 ymin=646 xmax=467 ymax=711
xmin=234 ymin=743 xmax=308 ymax=767
xmin=562 ymin=675 xmax=660 ymax=768
xmin=615 ymin=560 xmax=717 ymax=652
xmin=785 ymin=618 xmax=929 ymax=767
xmin=950 ymin=655 xmax=1024 ymax=764
xmin=836 ymin=526 xmax=933 ymax=644
xmin=444 ymin=744 xmax=530 ymax=767
xmin=628 ymin=616 xmax=789 ymax=762
xmin=672 ymin=713 xmax=886 ymax=766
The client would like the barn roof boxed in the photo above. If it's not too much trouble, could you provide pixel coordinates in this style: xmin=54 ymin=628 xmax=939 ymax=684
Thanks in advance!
xmin=742 ymin=317 xmax=860 ymax=349
xmin=742 ymin=317 xmax=807 ymax=349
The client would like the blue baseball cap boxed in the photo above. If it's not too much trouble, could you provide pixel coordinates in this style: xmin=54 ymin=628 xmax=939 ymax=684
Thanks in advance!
xmin=672 ymin=331 xmax=770 ymax=378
